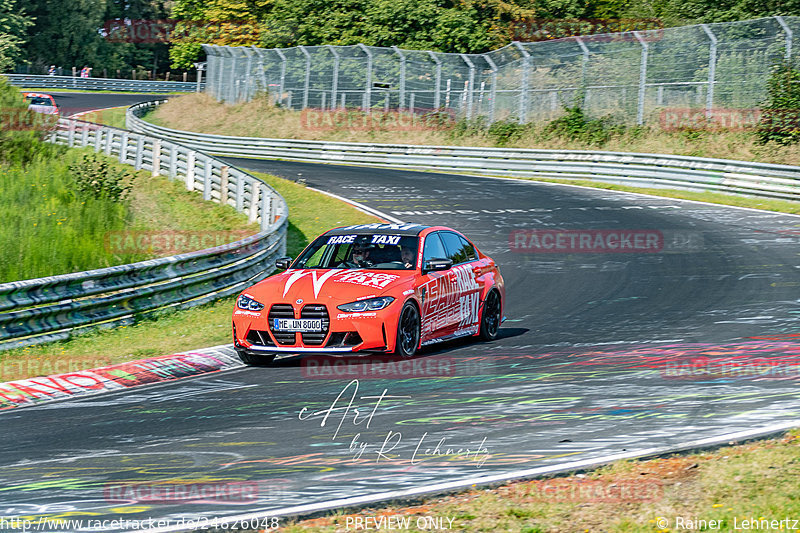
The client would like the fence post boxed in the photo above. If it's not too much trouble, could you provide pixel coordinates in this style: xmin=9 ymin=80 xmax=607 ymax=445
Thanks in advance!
xmin=483 ymin=54 xmax=498 ymax=124
xmin=392 ymin=46 xmax=406 ymax=110
xmin=775 ymin=16 xmax=793 ymax=59
xmin=633 ymin=31 xmax=649 ymax=125
xmin=252 ymin=46 xmax=268 ymax=95
xmin=513 ymin=42 xmax=531 ymax=123
xmin=152 ymin=139 xmax=161 ymax=177
xmin=243 ymin=47 xmax=254 ymax=101
xmin=574 ymin=36 xmax=590 ymax=90
xmin=460 ymin=54 xmax=476 ymax=119
xmin=80 ymin=122 xmax=89 ymax=146
xmin=275 ymin=49 xmax=287 ymax=107
xmin=299 ymin=45 xmax=312 ymax=109
xmin=358 ymin=44 xmax=373 ymax=112
xmin=220 ymin=165 xmax=229 ymax=205
xmin=94 ymin=127 xmax=102 ymax=152
xmin=186 ymin=151 xmax=195 ymax=191
xmin=428 ymin=51 xmax=442 ymax=109
xmin=701 ymin=24 xmax=718 ymax=118
xmin=328 ymin=45 xmax=340 ymax=110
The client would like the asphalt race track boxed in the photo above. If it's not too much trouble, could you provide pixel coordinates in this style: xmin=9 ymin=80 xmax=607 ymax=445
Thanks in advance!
xmin=48 ymin=92 xmax=167 ymax=117
xmin=1 ymin=149 xmax=799 ymax=530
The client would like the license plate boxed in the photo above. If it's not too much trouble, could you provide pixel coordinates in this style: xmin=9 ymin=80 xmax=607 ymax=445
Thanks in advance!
xmin=273 ymin=318 xmax=323 ymax=332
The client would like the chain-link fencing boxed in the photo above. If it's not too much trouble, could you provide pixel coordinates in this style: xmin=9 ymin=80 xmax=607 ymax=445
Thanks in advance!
xmin=202 ymin=16 xmax=798 ymax=126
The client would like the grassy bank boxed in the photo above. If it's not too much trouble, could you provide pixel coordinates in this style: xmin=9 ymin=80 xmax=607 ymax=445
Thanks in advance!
xmin=147 ymin=93 xmax=800 ymax=167
xmin=0 ymin=148 xmax=258 ymax=283
xmin=0 ymin=171 xmax=377 ymax=382
xmin=281 ymin=430 xmax=800 ymax=532
xmin=73 ymin=106 xmax=128 ymax=129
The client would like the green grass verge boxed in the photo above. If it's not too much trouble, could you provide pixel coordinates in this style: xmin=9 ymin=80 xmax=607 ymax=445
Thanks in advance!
xmin=282 ymin=430 xmax=800 ymax=532
xmin=75 ymin=106 xmax=128 ymax=129
xmin=0 ymin=147 xmax=258 ymax=282
xmin=0 ymin=171 xmax=377 ymax=382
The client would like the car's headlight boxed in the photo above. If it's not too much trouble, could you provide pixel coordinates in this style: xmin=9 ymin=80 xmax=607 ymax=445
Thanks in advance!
xmin=237 ymin=294 xmax=265 ymax=311
xmin=337 ymin=297 xmax=395 ymax=313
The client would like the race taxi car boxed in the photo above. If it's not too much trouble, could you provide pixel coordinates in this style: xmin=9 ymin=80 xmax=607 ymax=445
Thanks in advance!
xmin=23 ymin=92 xmax=59 ymax=115
xmin=232 ymin=223 xmax=505 ymax=365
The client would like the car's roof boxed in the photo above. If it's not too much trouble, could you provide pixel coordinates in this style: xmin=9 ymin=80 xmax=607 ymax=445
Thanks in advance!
xmin=23 ymin=93 xmax=54 ymax=99
xmin=326 ymin=223 xmax=431 ymax=237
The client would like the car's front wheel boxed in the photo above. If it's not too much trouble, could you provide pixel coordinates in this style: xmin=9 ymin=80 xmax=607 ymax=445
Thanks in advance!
xmin=479 ymin=290 xmax=501 ymax=341
xmin=236 ymin=349 xmax=276 ymax=366
xmin=394 ymin=302 xmax=420 ymax=358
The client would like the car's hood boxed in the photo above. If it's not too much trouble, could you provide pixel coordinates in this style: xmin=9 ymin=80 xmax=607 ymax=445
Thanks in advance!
xmin=244 ymin=268 xmax=417 ymax=305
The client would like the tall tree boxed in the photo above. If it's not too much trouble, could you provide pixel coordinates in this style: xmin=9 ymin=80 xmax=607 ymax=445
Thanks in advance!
xmin=0 ymin=0 xmax=33 ymax=71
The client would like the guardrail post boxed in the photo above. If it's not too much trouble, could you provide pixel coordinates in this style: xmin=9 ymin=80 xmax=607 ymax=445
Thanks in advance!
xmin=119 ymin=131 xmax=129 ymax=163
xmin=483 ymin=54 xmax=498 ymax=124
xmin=203 ymin=157 xmax=213 ymax=201
xmin=428 ymin=52 xmax=442 ymax=109
xmin=260 ymin=187 xmax=271 ymax=230
xmin=220 ymin=165 xmax=229 ymax=205
xmin=775 ymin=16 xmax=793 ymax=59
xmin=249 ymin=182 xmax=260 ymax=222
xmin=105 ymin=130 xmax=114 ymax=156
xmin=299 ymin=46 xmax=312 ymax=109
xmin=168 ymin=144 xmax=177 ymax=179
xmin=67 ymin=119 xmax=76 ymax=146
xmin=80 ymin=122 xmax=89 ymax=146
xmin=93 ymin=127 xmax=102 ymax=152
xmin=269 ymin=192 xmax=278 ymax=225
xmin=134 ymin=136 xmax=144 ymax=170
xmin=392 ymin=46 xmax=406 ymax=110
xmin=633 ymin=31 xmax=649 ymax=125
xmin=513 ymin=42 xmax=531 ymax=123
xmin=358 ymin=44 xmax=373 ymax=112
xmin=236 ymin=172 xmax=245 ymax=211
xmin=152 ymin=139 xmax=161 ymax=176
xmin=327 ymin=45 xmax=340 ymax=110
xmin=701 ymin=24 xmax=718 ymax=118
xmin=186 ymin=151 xmax=196 ymax=191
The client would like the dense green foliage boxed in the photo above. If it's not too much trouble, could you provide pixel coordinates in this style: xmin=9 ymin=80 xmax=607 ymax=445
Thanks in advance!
xmin=757 ymin=60 xmax=800 ymax=145
xmin=168 ymin=0 xmax=800 ymax=68
xmin=0 ymin=76 xmax=61 ymax=165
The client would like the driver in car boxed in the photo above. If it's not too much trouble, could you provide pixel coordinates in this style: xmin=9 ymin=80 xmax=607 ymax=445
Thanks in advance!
xmin=401 ymin=246 xmax=416 ymax=269
xmin=340 ymin=243 xmax=372 ymax=267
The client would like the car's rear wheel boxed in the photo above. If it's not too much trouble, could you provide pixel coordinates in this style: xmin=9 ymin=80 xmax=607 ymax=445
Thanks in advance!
xmin=236 ymin=349 xmax=275 ymax=366
xmin=479 ymin=290 xmax=501 ymax=341
xmin=395 ymin=302 xmax=420 ymax=358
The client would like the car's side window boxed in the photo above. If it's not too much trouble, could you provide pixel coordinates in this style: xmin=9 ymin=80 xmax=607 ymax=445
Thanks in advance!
xmin=459 ymin=235 xmax=478 ymax=261
xmin=422 ymin=232 xmax=447 ymax=262
xmin=440 ymin=231 xmax=472 ymax=265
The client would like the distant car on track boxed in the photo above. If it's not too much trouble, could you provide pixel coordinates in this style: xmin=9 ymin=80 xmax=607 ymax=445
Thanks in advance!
xmin=23 ymin=92 xmax=59 ymax=115
xmin=232 ymin=223 xmax=505 ymax=365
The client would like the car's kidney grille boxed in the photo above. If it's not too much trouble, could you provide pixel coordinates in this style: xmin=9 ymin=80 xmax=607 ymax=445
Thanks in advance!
xmin=268 ymin=304 xmax=296 ymax=345
xmin=301 ymin=304 xmax=329 ymax=345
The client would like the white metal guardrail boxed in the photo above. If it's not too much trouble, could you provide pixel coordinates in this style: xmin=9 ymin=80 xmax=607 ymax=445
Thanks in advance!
xmin=129 ymin=100 xmax=800 ymax=201
xmin=4 ymin=74 xmax=203 ymax=93
xmin=0 ymin=117 xmax=287 ymax=351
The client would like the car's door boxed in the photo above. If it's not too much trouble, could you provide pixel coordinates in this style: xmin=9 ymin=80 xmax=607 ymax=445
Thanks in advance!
xmin=438 ymin=231 xmax=484 ymax=335
xmin=418 ymin=231 xmax=451 ymax=342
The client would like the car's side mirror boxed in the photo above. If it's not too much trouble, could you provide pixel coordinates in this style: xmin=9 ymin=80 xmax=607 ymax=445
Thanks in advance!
xmin=423 ymin=258 xmax=453 ymax=273
xmin=275 ymin=257 xmax=293 ymax=270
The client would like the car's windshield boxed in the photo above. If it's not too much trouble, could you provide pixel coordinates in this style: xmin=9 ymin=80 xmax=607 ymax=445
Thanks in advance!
xmin=293 ymin=233 xmax=419 ymax=270
xmin=26 ymin=96 xmax=54 ymax=106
